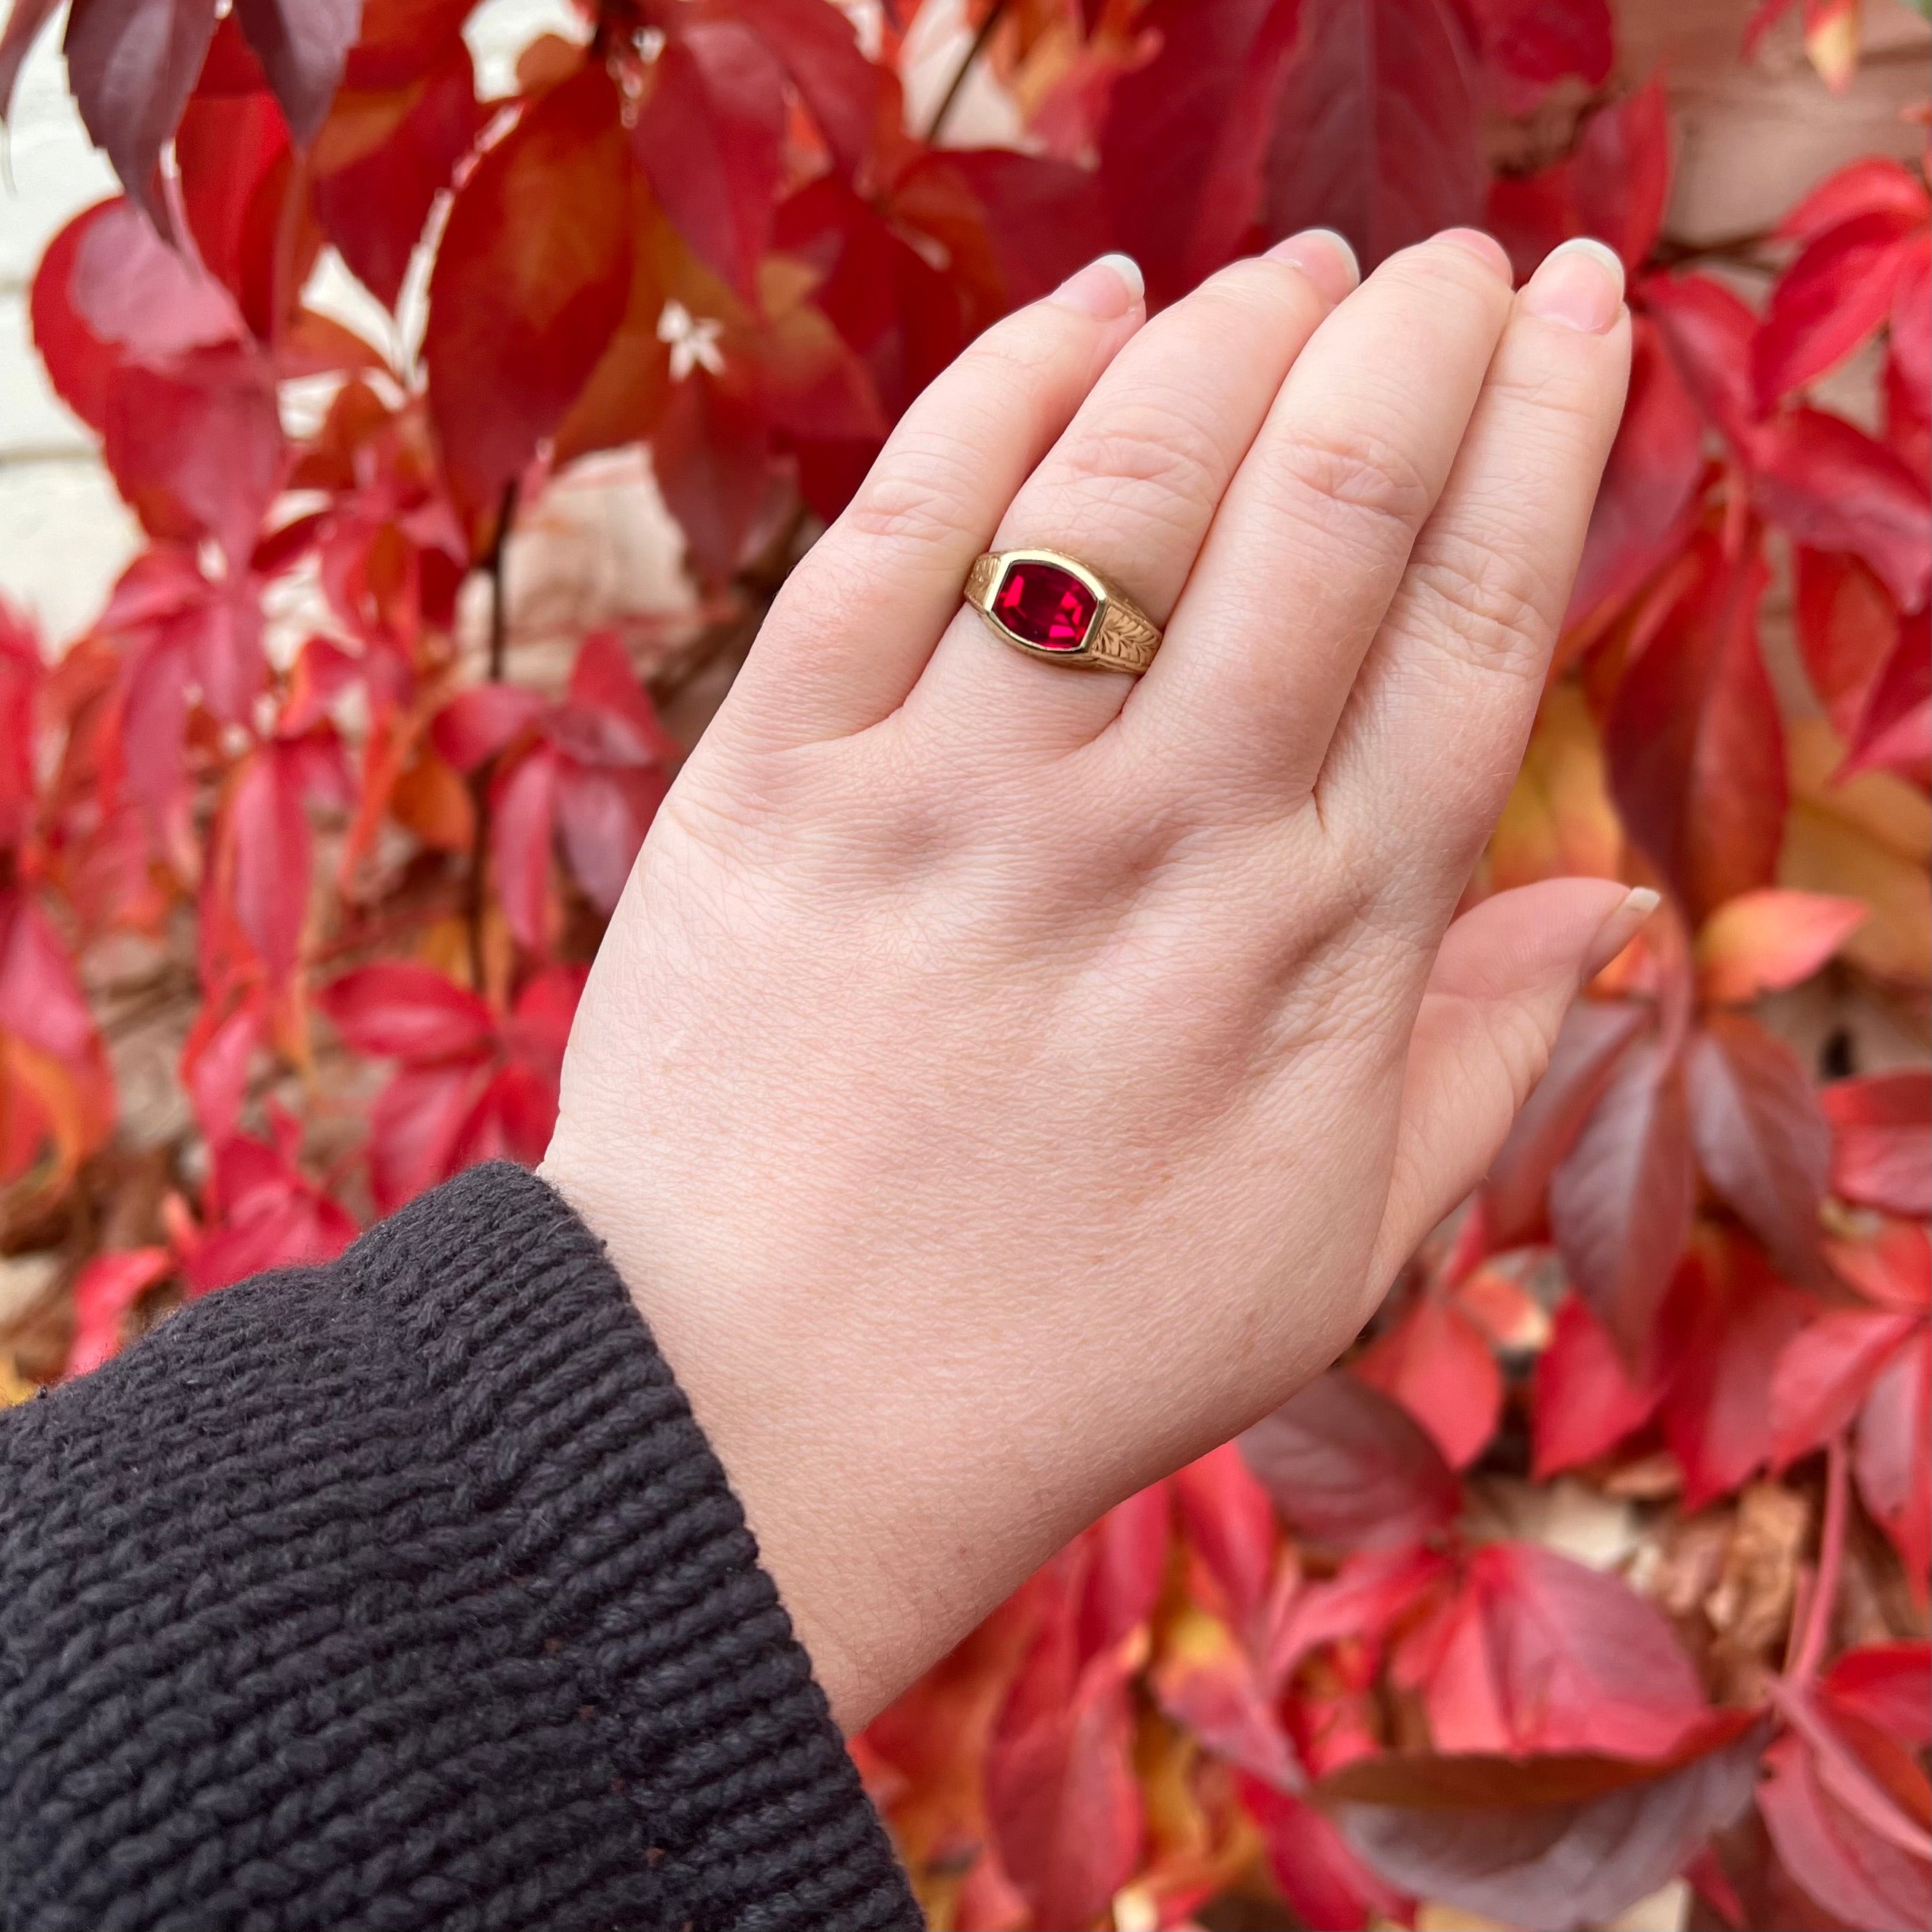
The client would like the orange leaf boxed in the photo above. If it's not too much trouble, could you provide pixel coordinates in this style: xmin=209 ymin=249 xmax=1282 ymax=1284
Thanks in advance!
xmin=1695 ymin=887 xmax=1866 ymax=1002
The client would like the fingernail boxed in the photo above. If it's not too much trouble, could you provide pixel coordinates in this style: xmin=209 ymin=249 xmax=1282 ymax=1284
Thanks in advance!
xmin=1435 ymin=228 xmax=1515 ymax=283
xmin=1523 ymin=236 xmax=1627 ymax=333
xmin=1051 ymin=253 xmax=1145 ymax=319
xmin=1265 ymin=228 xmax=1360 ymax=304
xmin=1582 ymin=886 xmax=1661 ymax=979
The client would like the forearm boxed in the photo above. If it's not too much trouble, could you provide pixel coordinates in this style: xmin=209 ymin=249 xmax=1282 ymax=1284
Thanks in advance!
xmin=0 ymin=1163 xmax=916 ymax=1932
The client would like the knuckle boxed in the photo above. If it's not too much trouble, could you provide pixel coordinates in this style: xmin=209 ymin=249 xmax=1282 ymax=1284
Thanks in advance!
xmin=1264 ymin=419 xmax=1435 ymax=543
xmin=1484 ymin=357 xmax=1612 ymax=444
xmin=1401 ymin=532 xmax=1556 ymax=679
xmin=1051 ymin=391 xmax=1227 ymax=511
xmin=837 ymin=433 xmax=979 ymax=549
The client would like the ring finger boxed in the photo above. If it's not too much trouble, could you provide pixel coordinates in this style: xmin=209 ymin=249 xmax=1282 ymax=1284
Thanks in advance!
xmin=906 ymin=230 xmax=1359 ymax=758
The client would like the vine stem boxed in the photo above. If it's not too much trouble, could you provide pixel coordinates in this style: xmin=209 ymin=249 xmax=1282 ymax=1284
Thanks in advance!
xmin=924 ymin=0 xmax=1011 ymax=144
xmin=466 ymin=479 xmax=520 ymax=995
xmin=1790 ymin=1431 xmax=1849 ymax=1683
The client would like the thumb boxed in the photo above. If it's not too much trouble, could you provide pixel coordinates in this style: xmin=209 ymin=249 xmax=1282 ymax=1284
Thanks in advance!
xmin=1370 ymin=878 xmax=1659 ymax=1286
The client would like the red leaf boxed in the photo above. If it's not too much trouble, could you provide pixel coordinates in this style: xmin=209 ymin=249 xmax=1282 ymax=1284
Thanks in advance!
xmin=503 ymin=963 xmax=583 ymax=1072
xmin=312 ymin=38 xmax=481 ymax=310
xmin=1685 ymin=1012 xmax=1829 ymax=1281
xmin=33 ymin=200 xmax=281 ymax=565
xmin=1778 ymin=156 xmax=1932 ymax=244
xmin=1750 ymin=409 xmax=1932 ymax=612
xmin=1318 ymin=1715 xmax=1764 ymax=1931
xmin=1548 ymin=1034 xmax=1694 ymax=1359
xmin=1890 ymin=238 xmax=1931 ymax=425
xmin=1096 ymin=0 xmax=1306 ymax=304
xmin=1771 ymin=1306 xmax=1919 ymax=1468
xmin=722 ymin=0 xmax=877 ymax=179
xmin=632 ymin=22 xmax=785 ymax=301
xmin=554 ymin=764 xmax=665 ymax=912
xmin=1645 ymin=269 xmax=1758 ymax=446
xmin=103 ymin=346 xmax=287 ymax=567
xmin=0 ymin=889 xmax=104 ymax=1066
xmin=1753 ymin=206 xmax=1928 ymax=411
xmin=29 ymin=201 xmax=123 ymax=435
xmin=1569 ymin=79 xmax=1672 ymax=271
xmin=1855 ymin=1328 xmax=1931 ymax=1583
xmin=1606 ymin=531 xmax=1784 ymax=920
xmin=183 ymin=1130 xmax=357 ymax=1291
xmin=65 ymin=1246 xmax=171 ymax=1377
xmin=430 ymin=683 xmax=546 ymax=772
xmin=226 ymin=739 xmax=311 ymax=977
xmin=1419 ymin=1542 xmax=1708 ymax=1758
xmin=1696 ymin=888 xmax=1866 ymax=1004
xmin=424 ymin=63 xmax=637 ymax=539
xmin=231 ymin=0 xmax=359 ymax=143
xmin=650 ymin=371 xmax=775 ymax=584
xmin=1486 ymin=81 xmax=1671 ymax=280
xmin=1270 ymin=1545 xmax=1451 ymax=1683
xmin=1844 ymin=601 xmax=1931 ymax=783
xmin=315 ymin=962 xmax=494 ymax=1060
xmin=1241 ymin=1370 xmax=1462 ymax=1550
xmin=491 ymin=746 xmax=560 ymax=951
xmin=1758 ymin=1729 xmax=1932 ymax=1932
xmin=365 ymin=1060 xmax=487 ymax=1211
xmin=1823 ymin=1642 xmax=1932 ymax=1747
xmin=1464 ymin=0 xmax=1612 ymax=109
xmin=58 ymin=193 xmax=244 ymax=357
xmin=1822 ymin=1071 xmax=1932 ymax=1218
xmin=1354 ymin=1295 xmax=1502 ymax=1470
xmin=1564 ymin=315 xmax=1705 ymax=632
xmin=63 ymin=0 xmax=222 ymax=225
xmin=1656 ymin=1237 xmax=1811 ymax=1510
xmin=176 ymin=65 xmax=304 ymax=342
xmin=1243 ymin=1777 xmax=1410 ymax=1931
xmin=0 ymin=602 xmax=39 ymax=851
xmin=1172 ymin=1441 xmax=1281 ymax=1634
xmin=985 ymin=1519 xmax=1158 ymax=1928
xmin=1484 ymin=999 xmax=1647 ymax=1246
xmin=1262 ymin=0 xmax=1486 ymax=271
xmin=913 ymin=150 xmax=1112 ymax=310
xmin=1793 ymin=546 xmax=1900 ymax=747
xmin=1152 ymin=1604 xmax=1300 ymax=1789
xmin=554 ymin=629 xmax=680 ymax=765
xmin=181 ymin=992 xmax=265 ymax=1143
xmin=1532 ymin=1292 xmax=1664 ymax=1479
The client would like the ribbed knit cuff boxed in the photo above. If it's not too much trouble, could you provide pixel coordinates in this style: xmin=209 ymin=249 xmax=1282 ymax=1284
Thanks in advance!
xmin=0 ymin=1161 xmax=920 ymax=1932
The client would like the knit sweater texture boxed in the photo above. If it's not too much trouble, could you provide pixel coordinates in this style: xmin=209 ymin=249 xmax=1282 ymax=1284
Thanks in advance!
xmin=0 ymin=1162 xmax=920 ymax=1932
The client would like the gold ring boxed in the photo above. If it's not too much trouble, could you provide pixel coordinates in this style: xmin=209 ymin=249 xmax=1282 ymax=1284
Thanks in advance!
xmin=964 ymin=548 xmax=1162 ymax=675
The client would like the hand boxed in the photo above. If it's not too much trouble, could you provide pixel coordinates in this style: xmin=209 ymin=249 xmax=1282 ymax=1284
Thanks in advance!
xmin=541 ymin=229 xmax=1642 ymax=1731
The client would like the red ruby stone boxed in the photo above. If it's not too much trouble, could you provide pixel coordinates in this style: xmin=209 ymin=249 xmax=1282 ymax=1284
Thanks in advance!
xmin=993 ymin=559 xmax=1098 ymax=651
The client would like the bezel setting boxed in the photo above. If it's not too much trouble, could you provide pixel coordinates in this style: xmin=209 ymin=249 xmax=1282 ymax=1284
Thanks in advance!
xmin=985 ymin=548 xmax=1109 ymax=660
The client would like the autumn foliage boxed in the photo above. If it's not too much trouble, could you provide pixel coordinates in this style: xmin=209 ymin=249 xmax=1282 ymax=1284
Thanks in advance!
xmin=0 ymin=0 xmax=1927 ymax=1925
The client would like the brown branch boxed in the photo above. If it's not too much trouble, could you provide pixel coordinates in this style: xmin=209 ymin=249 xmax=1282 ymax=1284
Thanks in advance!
xmin=924 ymin=0 xmax=1011 ymax=144
xmin=466 ymin=478 xmax=519 ymax=994
xmin=1790 ymin=1432 xmax=1850 ymax=1683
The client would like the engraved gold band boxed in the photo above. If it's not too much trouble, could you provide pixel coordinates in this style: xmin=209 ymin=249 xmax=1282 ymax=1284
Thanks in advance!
xmin=964 ymin=548 xmax=1163 ymax=676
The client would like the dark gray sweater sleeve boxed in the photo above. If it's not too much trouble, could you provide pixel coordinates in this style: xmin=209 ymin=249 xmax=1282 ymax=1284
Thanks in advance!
xmin=0 ymin=1162 xmax=920 ymax=1932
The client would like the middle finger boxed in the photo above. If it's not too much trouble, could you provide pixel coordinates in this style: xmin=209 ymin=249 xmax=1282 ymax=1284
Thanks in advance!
xmin=906 ymin=231 xmax=1358 ymax=758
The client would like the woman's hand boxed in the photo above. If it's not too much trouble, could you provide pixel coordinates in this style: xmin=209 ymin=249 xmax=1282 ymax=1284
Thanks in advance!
xmin=541 ymin=228 xmax=1642 ymax=1730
